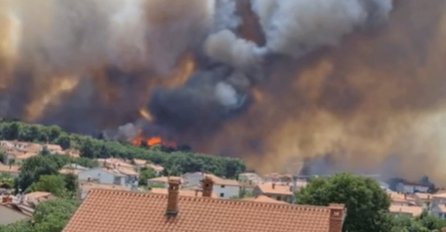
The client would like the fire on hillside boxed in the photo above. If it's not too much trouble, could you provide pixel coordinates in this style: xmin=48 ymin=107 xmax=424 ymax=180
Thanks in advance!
xmin=131 ymin=132 xmax=177 ymax=149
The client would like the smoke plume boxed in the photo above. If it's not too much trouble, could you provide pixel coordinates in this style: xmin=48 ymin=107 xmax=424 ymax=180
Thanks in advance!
xmin=2 ymin=0 xmax=446 ymax=183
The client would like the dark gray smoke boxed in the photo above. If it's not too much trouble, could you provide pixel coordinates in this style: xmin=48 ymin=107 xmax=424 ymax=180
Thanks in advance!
xmin=148 ymin=0 xmax=393 ymax=134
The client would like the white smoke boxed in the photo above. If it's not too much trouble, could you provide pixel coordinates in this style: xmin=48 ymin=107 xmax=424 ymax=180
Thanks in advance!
xmin=251 ymin=0 xmax=393 ymax=57
xmin=215 ymin=82 xmax=239 ymax=107
xmin=205 ymin=30 xmax=265 ymax=70
xmin=205 ymin=0 xmax=393 ymax=70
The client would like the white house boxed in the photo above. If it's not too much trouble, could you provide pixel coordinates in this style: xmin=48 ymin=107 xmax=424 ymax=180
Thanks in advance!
xmin=205 ymin=174 xmax=240 ymax=199
xmin=78 ymin=168 xmax=127 ymax=186
xmin=181 ymin=172 xmax=240 ymax=199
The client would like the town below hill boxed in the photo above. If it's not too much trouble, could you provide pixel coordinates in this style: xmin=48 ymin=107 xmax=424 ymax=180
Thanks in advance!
xmin=0 ymin=121 xmax=446 ymax=231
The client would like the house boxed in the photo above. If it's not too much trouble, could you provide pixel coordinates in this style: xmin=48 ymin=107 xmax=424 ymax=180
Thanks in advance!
xmin=43 ymin=144 xmax=64 ymax=154
xmin=430 ymin=193 xmax=446 ymax=218
xmin=77 ymin=182 xmax=131 ymax=200
xmin=59 ymin=164 xmax=89 ymax=176
xmin=147 ymin=163 xmax=164 ymax=175
xmin=414 ymin=192 xmax=432 ymax=208
xmin=388 ymin=191 xmax=416 ymax=206
xmin=389 ymin=204 xmax=423 ymax=218
xmin=238 ymin=172 xmax=263 ymax=191
xmin=64 ymin=149 xmax=81 ymax=158
xmin=0 ymin=163 xmax=20 ymax=177
xmin=243 ymin=195 xmax=288 ymax=204
xmin=22 ymin=191 xmax=55 ymax=206
xmin=254 ymin=182 xmax=294 ymax=203
xmin=150 ymin=187 xmax=218 ymax=198
xmin=432 ymin=204 xmax=446 ymax=219
xmin=182 ymin=172 xmax=204 ymax=188
xmin=181 ymin=173 xmax=240 ymax=199
xmin=396 ymin=182 xmax=430 ymax=194
xmin=148 ymin=176 xmax=180 ymax=188
xmin=98 ymin=158 xmax=134 ymax=170
xmin=78 ymin=168 xmax=130 ymax=187
xmin=63 ymin=177 xmax=346 ymax=232
xmin=263 ymin=173 xmax=293 ymax=183
xmin=0 ymin=141 xmax=46 ymax=165
xmin=205 ymin=174 xmax=240 ymax=199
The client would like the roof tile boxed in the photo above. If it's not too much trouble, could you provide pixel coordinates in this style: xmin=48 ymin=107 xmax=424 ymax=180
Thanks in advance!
xmin=64 ymin=189 xmax=341 ymax=232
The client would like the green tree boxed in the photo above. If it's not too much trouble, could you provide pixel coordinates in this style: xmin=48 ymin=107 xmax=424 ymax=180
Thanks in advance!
xmin=0 ymin=220 xmax=33 ymax=232
xmin=29 ymin=175 xmax=69 ymax=197
xmin=32 ymin=198 xmax=79 ymax=232
xmin=17 ymin=155 xmax=70 ymax=191
xmin=0 ymin=173 xmax=14 ymax=188
xmin=138 ymin=167 xmax=157 ymax=186
xmin=417 ymin=212 xmax=446 ymax=231
xmin=54 ymin=133 xmax=71 ymax=150
xmin=390 ymin=215 xmax=430 ymax=232
xmin=297 ymin=173 xmax=391 ymax=232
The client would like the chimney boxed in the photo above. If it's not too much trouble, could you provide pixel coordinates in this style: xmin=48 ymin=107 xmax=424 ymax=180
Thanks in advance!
xmin=328 ymin=204 xmax=345 ymax=232
xmin=201 ymin=176 xmax=214 ymax=198
xmin=166 ymin=178 xmax=181 ymax=217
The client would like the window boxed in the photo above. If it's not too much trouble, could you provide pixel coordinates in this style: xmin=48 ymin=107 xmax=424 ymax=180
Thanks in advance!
xmin=220 ymin=193 xmax=225 ymax=198
xmin=113 ymin=176 xmax=122 ymax=185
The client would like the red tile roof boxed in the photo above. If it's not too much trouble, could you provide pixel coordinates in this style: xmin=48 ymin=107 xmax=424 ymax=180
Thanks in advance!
xmin=64 ymin=189 xmax=344 ymax=232
xmin=243 ymin=195 xmax=288 ymax=204
xmin=205 ymin=174 xmax=240 ymax=186
xmin=389 ymin=204 xmax=423 ymax=217
xmin=256 ymin=182 xmax=293 ymax=196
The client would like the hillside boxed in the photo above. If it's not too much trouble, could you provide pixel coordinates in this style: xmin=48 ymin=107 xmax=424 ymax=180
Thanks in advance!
xmin=0 ymin=120 xmax=246 ymax=179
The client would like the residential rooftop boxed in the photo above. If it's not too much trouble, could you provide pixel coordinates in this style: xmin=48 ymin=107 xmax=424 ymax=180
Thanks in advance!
xmin=64 ymin=189 xmax=345 ymax=232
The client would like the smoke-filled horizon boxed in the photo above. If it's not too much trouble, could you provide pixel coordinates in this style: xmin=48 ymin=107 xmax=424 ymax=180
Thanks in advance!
xmin=1 ymin=0 xmax=446 ymax=182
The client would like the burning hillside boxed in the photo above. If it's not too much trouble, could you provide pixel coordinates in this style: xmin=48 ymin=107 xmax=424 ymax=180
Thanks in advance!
xmin=131 ymin=132 xmax=176 ymax=149
xmin=1 ymin=0 xmax=446 ymax=182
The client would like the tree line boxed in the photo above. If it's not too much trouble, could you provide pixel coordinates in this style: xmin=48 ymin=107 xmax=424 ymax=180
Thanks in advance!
xmin=0 ymin=120 xmax=246 ymax=179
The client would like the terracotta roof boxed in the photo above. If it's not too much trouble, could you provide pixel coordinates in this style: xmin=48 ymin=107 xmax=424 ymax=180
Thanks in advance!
xmin=388 ymin=191 xmax=415 ymax=205
xmin=0 ymin=163 xmax=19 ymax=174
xmin=414 ymin=193 xmax=432 ymax=201
xmin=24 ymin=192 xmax=54 ymax=205
xmin=150 ymin=188 xmax=218 ymax=198
xmin=147 ymin=163 xmax=164 ymax=172
xmin=133 ymin=159 xmax=147 ymax=166
xmin=59 ymin=168 xmax=82 ymax=176
xmin=436 ymin=205 xmax=446 ymax=213
xmin=45 ymin=144 xmax=63 ymax=153
xmin=243 ymin=195 xmax=288 ymax=204
xmin=64 ymin=149 xmax=81 ymax=158
xmin=256 ymin=183 xmax=293 ymax=196
xmin=79 ymin=182 xmax=131 ymax=193
xmin=149 ymin=176 xmax=182 ymax=184
xmin=99 ymin=158 xmax=134 ymax=169
xmin=116 ymin=167 xmax=138 ymax=176
xmin=205 ymin=174 xmax=240 ymax=186
xmin=389 ymin=204 xmax=423 ymax=217
xmin=6 ymin=150 xmax=39 ymax=160
xmin=64 ymin=189 xmax=344 ymax=232
xmin=433 ymin=192 xmax=446 ymax=199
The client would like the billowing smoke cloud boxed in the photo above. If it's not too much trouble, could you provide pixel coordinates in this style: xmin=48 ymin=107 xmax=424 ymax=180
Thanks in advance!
xmin=4 ymin=0 xmax=446 ymax=183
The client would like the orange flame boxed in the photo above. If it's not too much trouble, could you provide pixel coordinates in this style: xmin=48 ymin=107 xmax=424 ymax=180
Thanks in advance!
xmin=130 ymin=132 xmax=176 ymax=148
xmin=131 ymin=132 xmax=143 ymax=146
xmin=147 ymin=136 xmax=162 ymax=146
